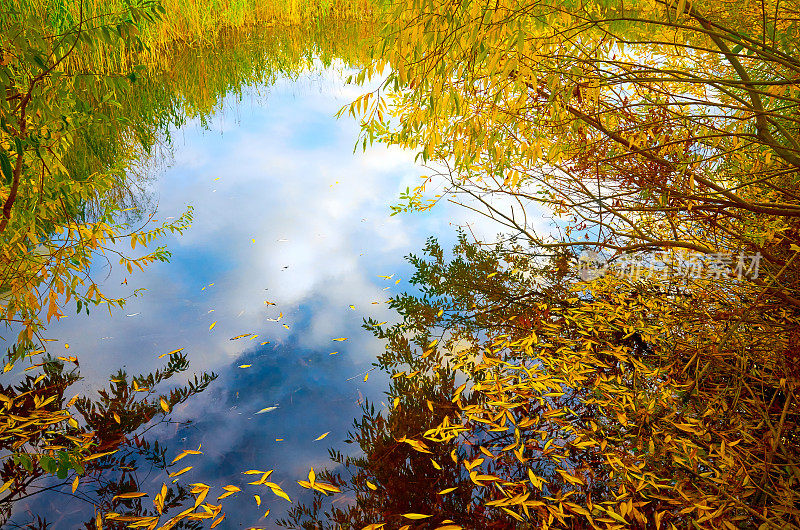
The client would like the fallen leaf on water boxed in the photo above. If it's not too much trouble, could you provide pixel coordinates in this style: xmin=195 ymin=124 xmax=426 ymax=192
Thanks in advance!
xmin=255 ymin=406 xmax=278 ymax=414
xmin=158 ymin=347 xmax=184 ymax=359
xmin=230 ymin=334 xmax=253 ymax=340
xmin=330 ymin=351 xmax=338 ymax=355
xmin=314 ymin=431 xmax=330 ymax=441
xmin=113 ymin=492 xmax=147 ymax=500
xmin=209 ymin=321 xmax=217 ymax=330
xmin=239 ymin=365 xmax=252 ymax=368
xmin=261 ymin=341 xmax=270 ymax=345
xmin=168 ymin=466 xmax=192 ymax=478
xmin=332 ymin=338 xmax=347 ymax=342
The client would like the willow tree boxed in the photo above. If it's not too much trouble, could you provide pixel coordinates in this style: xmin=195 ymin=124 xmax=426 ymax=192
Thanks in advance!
xmin=340 ymin=0 xmax=800 ymax=526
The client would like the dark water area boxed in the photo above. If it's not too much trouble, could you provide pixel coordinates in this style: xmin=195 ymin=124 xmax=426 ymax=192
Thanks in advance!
xmin=6 ymin=29 xmax=501 ymax=529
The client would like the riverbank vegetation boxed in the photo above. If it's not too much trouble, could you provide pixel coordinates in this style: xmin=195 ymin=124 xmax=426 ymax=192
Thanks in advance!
xmin=3 ymin=0 xmax=800 ymax=527
xmin=1 ymin=0 xmax=373 ymax=526
xmin=297 ymin=0 xmax=800 ymax=527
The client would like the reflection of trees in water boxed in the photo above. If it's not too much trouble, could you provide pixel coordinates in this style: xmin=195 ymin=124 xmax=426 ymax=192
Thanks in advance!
xmin=1 ymin=346 xmax=216 ymax=529
xmin=280 ymin=235 xmax=621 ymax=529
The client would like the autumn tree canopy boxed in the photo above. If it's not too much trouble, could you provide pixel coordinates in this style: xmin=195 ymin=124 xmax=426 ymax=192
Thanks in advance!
xmin=330 ymin=0 xmax=800 ymax=527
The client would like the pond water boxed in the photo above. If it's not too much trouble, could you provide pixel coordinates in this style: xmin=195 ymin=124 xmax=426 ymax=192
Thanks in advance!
xmin=10 ymin=50 xmax=502 ymax=528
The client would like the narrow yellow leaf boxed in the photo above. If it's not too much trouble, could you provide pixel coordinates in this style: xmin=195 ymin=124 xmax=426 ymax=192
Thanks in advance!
xmin=160 ymin=398 xmax=170 ymax=413
xmin=401 ymin=514 xmax=432 ymax=519
xmin=168 ymin=466 xmax=192 ymax=478
xmin=314 ymin=432 xmax=330 ymax=441
xmin=113 ymin=492 xmax=148 ymax=500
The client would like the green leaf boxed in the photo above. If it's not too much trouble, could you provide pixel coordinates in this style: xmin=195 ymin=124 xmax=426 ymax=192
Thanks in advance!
xmin=0 ymin=149 xmax=13 ymax=185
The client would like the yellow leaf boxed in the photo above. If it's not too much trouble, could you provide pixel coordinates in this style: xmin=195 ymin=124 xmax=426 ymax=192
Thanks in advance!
xmin=0 ymin=479 xmax=13 ymax=495
xmin=401 ymin=514 xmax=432 ymax=519
xmin=270 ymin=486 xmax=292 ymax=503
xmin=438 ymin=487 xmax=457 ymax=494
xmin=72 ymin=475 xmax=79 ymax=493
xmin=209 ymin=321 xmax=217 ymax=330
xmin=254 ymin=494 xmax=261 ymax=506
xmin=210 ymin=513 xmax=226 ymax=528
xmin=239 ymin=364 xmax=252 ymax=368
xmin=366 ymin=480 xmax=377 ymax=490
xmin=160 ymin=398 xmax=170 ymax=413
xmin=168 ymin=466 xmax=192 ymax=478
xmin=430 ymin=459 xmax=442 ymax=470
xmin=159 ymin=348 xmax=184 ymax=359
xmin=332 ymin=337 xmax=348 ymax=342
xmin=113 ymin=492 xmax=148 ymax=500
xmin=314 ymin=432 xmax=330 ymax=441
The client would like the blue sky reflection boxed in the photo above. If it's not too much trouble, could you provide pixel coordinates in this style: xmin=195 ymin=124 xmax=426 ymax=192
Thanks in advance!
xmin=29 ymin=64 xmax=517 ymax=527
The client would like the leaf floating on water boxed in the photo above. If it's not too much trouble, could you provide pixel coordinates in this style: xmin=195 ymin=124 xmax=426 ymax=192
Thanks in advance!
xmin=113 ymin=492 xmax=148 ymax=500
xmin=377 ymin=274 xmax=394 ymax=279
xmin=282 ymin=324 xmax=290 ymax=330
xmin=438 ymin=487 xmax=458 ymax=494
xmin=366 ymin=480 xmax=378 ymax=491
xmin=349 ymin=305 xmax=355 ymax=310
xmin=238 ymin=364 xmax=252 ymax=368
xmin=170 ymin=447 xmax=202 ymax=465
xmin=160 ymin=398 xmax=170 ymax=413
xmin=275 ymin=438 xmax=283 ymax=442
xmin=363 ymin=373 xmax=369 ymax=382
xmin=125 ymin=313 xmax=140 ymax=317
xmin=266 ymin=312 xmax=283 ymax=322
xmin=261 ymin=341 xmax=270 ymax=345
xmin=330 ymin=351 xmax=338 ymax=355
xmin=332 ymin=337 xmax=348 ymax=342
xmin=159 ymin=347 xmax=184 ymax=359
xmin=314 ymin=431 xmax=330 ymax=441
xmin=64 ymin=343 xmax=70 ymax=348
xmin=168 ymin=466 xmax=192 ymax=478
xmin=230 ymin=334 xmax=252 ymax=340
xmin=401 ymin=514 xmax=432 ymax=520
xmin=255 ymin=406 xmax=278 ymax=414
xmin=209 ymin=321 xmax=217 ymax=330
xmin=72 ymin=475 xmax=79 ymax=493
xmin=254 ymin=494 xmax=261 ymax=506
xmin=263 ymin=509 xmax=270 ymax=518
